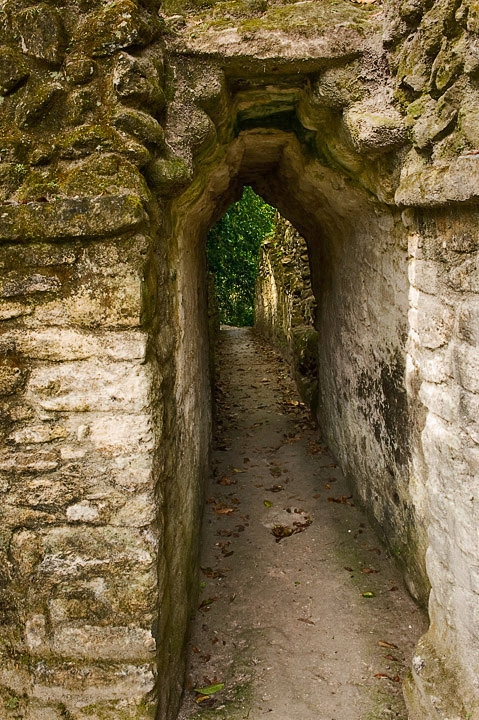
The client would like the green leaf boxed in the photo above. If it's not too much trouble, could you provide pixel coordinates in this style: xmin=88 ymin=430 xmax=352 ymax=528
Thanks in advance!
xmin=206 ymin=186 xmax=275 ymax=327
xmin=194 ymin=683 xmax=224 ymax=695
xmin=362 ymin=591 xmax=375 ymax=598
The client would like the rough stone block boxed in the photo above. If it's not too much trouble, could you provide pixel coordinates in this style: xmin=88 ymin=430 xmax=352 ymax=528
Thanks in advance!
xmin=0 ymin=272 xmax=61 ymax=298
xmin=14 ymin=5 xmax=65 ymax=65
xmin=414 ymin=347 xmax=451 ymax=384
xmin=65 ymin=54 xmax=97 ymax=86
xmin=25 ymin=702 xmax=65 ymax=720
xmin=408 ymin=290 xmax=454 ymax=349
xmin=396 ymin=154 xmax=479 ymax=207
xmin=345 ymin=101 xmax=408 ymax=156
xmin=75 ymin=1 xmax=155 ymax=57
xmin=25 ymin=614 xmax=49 ymax=653
xmin=0 ymin=242 xmax=77 ymax=269
xmin=40 ymin=526 xmax=156 ymax=576
xmin=15 ymin=79 xmax=65 ymax=129
xmin=0 ymin=301 xmax=32 ymax=320
xmin=32 ymin=275 xmax=144 ymax=328
xmin=90 ymin=413 xmax=154 ymax=454
xmin=52 ymin=625 xmax=156 ymax=661
xmin=8 ymin=329 xmax=148 ymax=362
xmin=9 ymin=424 xmax=68 ymax=444
xmin=29 ymin=661 xmax=155 ymax=708
xmin=452 ymin=342 xmax=479 ymax=394
xmin=112 ymin=52 xmax=165 ymax=110
xmin=0 ymin=196 xmax=147 ymax=243
xmin=26 ymin=360 xmax=151 ymax=413
xmin=456 ymin=300 xmax=479 ymax=347
xmin=110 ymin=492 xmax=157 ymax=527
xmin=66 ymin=502 xmax=101 ymax=524
xmin=0 ymin=48 xmax=29 ymax=95
xmin=408 ymin=257 xmax=442 ymax=294
xmin=0 ymin=360 xmax=25 ymax=396
xmin=113 ymin=108 xmax=165 ymax=148
xmin=9 ymin=529 xmax=44 ymax=577
xmin=0 ymin=449 xmax=60 ymax=474
xmin=419 ymin=380 xmax=459 ymax=423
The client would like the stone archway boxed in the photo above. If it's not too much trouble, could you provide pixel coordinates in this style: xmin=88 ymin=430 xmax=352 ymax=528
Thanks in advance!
xmin=0 ymin=1 xmax=478 ymax=719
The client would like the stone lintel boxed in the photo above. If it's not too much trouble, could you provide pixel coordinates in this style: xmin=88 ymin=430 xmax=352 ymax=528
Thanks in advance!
xmin=0 ymin=195 xmax=148 ymax=243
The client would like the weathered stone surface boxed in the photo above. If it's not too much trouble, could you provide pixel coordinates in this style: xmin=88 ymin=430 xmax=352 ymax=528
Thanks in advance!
xmin=345 ymin=100 xmax=409 ymax=155
xmin=65 ymin=54 xmax=97 ymax=86
xmin=60 ymin=154 xmax=151 ymax=202
xmin=5 ymin=328 xmax=147 ymax=362
xmin=15 ymin=79 xmax=64 ymax=129
xmin=0 ymin=272 xmax=61 ymax=297
xmin=396 ymin=153 xmax=479 ymax=205
xmin=255 ymin=213 xmax=318 ymax=409
xmin=74 ymin=1 xmax=156 ymax=57
xmin=112 ymin=107 xmax=165 ymax=148
xmin=112 ymin=52 xmax=165 ymax=111
xmin=0 ymin=196 xmax=147 ymax=242
xmin=0 ymin=47 xmax=29 ymax=96
xmin=52 ymin=625 xmax=156 ymax=661
xmin=27 ymin=360 xmax=151 ymax=413
xmin=14 ymin=5 xmax=65 ymax=65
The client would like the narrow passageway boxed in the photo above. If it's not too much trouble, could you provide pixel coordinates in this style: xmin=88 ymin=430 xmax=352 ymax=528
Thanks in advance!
xmin=178 ymin=328 xmax=427 ymax=720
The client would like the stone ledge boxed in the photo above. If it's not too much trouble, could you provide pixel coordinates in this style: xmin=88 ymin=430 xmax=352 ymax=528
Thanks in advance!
xmin=0 ymin=195 xmax=148 ymax=243
xmin=396 ymin=155 xmax=479 ymax=208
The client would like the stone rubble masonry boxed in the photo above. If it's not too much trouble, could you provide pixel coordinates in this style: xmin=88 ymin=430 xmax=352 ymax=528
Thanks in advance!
xmin=0 ymin=0 xmax=478 ymax=718
xmin=255 ymin=213 xmax=320 ymax=410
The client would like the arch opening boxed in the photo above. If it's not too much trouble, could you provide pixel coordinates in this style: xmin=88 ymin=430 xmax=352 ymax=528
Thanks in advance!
xmin=159 ymin=125 xmax=429 ymax=718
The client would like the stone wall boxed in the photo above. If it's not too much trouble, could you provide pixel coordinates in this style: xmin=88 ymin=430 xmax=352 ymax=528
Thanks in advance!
xmin=0 ymin=2 xmax=203 ymax=718
xmin=255 ymin=214 xmax=319 ymax=409
xmin=254 ymin=185 xmax=426 ymax=608
xmin=0 ymin=0 xmax=478 ymax=718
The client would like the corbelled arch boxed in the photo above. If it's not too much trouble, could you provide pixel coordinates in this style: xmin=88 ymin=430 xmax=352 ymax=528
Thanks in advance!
xmin=0 ymin=1 xmax=478 ymax=718
xmin=164 ymin=113 xmax=420 ymax=719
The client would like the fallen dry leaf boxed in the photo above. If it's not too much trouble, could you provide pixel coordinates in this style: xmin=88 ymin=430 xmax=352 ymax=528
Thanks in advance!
xmin=328 ymin=495 xmax=354 ymax=506
xmin=217 ymin=475 xmax=236 ymax=486
xmin=214 ymin=504 xmax=234 ymax=515
xmin=374 ymin=673 xmax=400 ymax=682
xmin=378 ymin=640 xmax=399 ymax=649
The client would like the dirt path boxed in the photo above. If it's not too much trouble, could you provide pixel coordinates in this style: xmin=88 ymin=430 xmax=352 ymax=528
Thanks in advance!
xmin=177 ymin=327 xmax=427 ymax=720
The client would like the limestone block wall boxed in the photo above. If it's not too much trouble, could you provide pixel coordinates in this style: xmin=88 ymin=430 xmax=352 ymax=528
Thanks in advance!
xmin=253 ymin=173 xmax=426 ymax=605
xmin=255 ymin=213 xmax=319 ymax=408
xmin=0 ymin=202 xmax=163 ymax=719
xmin=0 ymin=1 xmax=204 ymax=718
xmin=403 ymin=207 xmax=479 ymax=719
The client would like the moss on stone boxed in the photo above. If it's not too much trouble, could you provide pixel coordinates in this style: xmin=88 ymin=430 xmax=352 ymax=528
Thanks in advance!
xmin=239 ymin=0 xmax=377 ymax=36
xmin=174 ymin=0 xmax=380 ymax=38
xmin=59 ymin=153 xmax=151 ymax=203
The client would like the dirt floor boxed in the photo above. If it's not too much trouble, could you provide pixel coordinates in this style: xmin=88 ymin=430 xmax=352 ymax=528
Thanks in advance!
xmin=177 ymin=327 xmax=428 ymax=720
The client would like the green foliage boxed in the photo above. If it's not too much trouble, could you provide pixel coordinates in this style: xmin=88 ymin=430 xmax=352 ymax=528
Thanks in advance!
xmin=206 ymin=186 xmax=275 ymax=326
